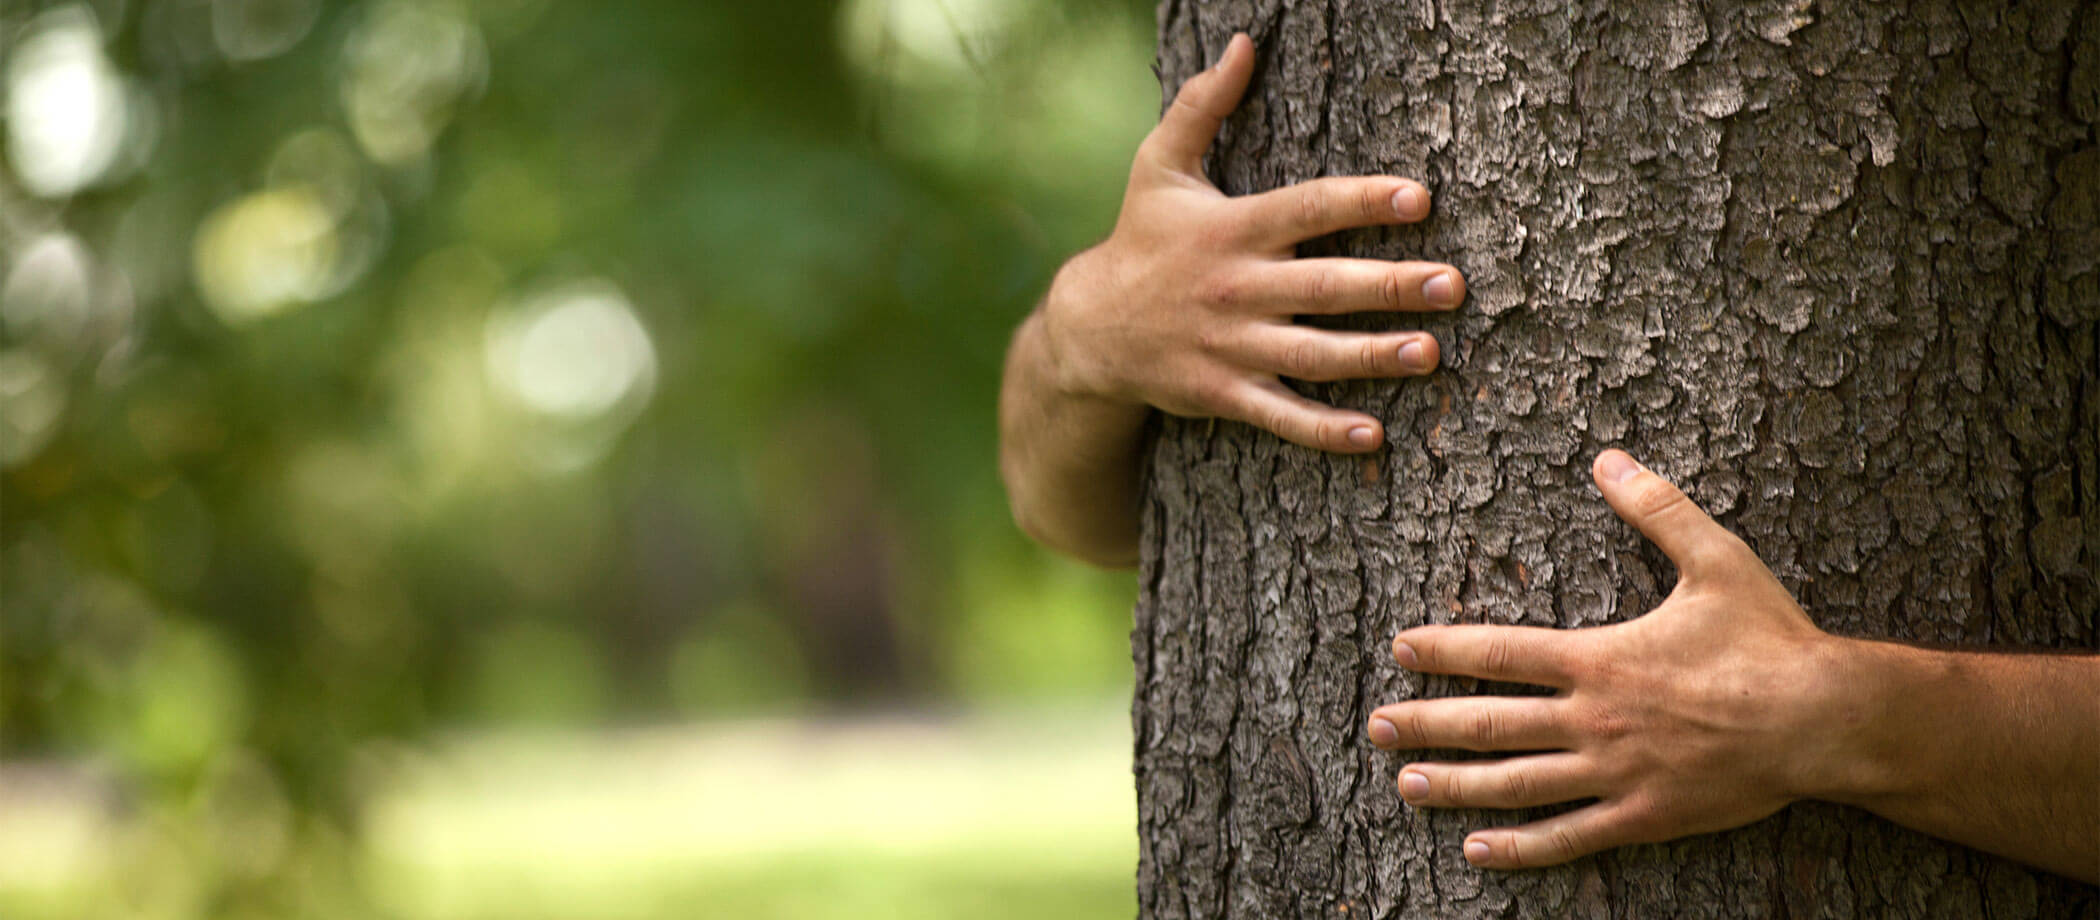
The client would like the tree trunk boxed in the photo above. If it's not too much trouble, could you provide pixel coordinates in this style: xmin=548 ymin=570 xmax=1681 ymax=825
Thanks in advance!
xmin=1133 ymin=1 xmax=2099 ymax=917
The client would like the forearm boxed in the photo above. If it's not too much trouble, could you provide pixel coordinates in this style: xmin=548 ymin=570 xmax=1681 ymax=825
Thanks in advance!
xmin=1817 ymin=637 xmax=2100 ymax=882
xmin=998 ymin=305 xmax=1148 ymax=568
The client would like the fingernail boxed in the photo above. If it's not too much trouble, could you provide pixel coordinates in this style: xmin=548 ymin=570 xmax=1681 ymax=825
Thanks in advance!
xmin=1393 ymin=640 xmax=1419 ymax=668
xmin=1400 ymin=771 xmax=1430 ymax=801
xmin=1392 ymin=185 xmax=1427 ymax=219
xmin=1422 ymin=272 xmax=1458 ymax=307
xmin=1464 ymin=840 xmax=1491 ymax=865
xmin=1348 ymin=426 xmax=1378 ymax=449
xmin=1598 ymin=450 xmax=1642 ymax=483
xmin=1369 ymin=717 xmax=1398 ymax=747
xmin=1397 ymin=340 xmax=1430 ymax=371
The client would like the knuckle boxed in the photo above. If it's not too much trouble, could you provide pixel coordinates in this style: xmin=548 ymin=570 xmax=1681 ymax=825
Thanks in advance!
xmin=1500 ymin=768 xmax=1537 ymax=805
xmin=1379 ymin=270 xmax=1409 ymax=310
xmin=1200 ymin=277 xmax=1246 ymax=311
xmin=1408 ymin=630 xmax=1440 ymax=668
xmin=1130 ymin=135 xmax=1162 ymax=168
xmin=1690 ymin=533 xmax=1751 ymax=573
xmin=1616 ymin=799 xmax=1667 ymax=844
xmin=1171 ymin=75 xmax=1208 ymax=108
xmin=1357 ymin=338 xmax=1384 ymax=374
xmin=1266 ymin=406 xmax=1302 ymax=440
xmin=1548 ymin=825 xmax=1588 ymax=863
xmin=1191 ymin=377 xmax=1238 ymax=413
xmin=1295 ymin=186 xmax=1326 ymax=230
xmin=1358 ymin=181 xmax=1385 ymax=220
xmin=1303 ymin=267 xmax=1337 ymax=305
xmin=1681 ymin=543 xmax=1733 ymax=578
xmin=1504 ymin=835 xmax=1533 ymax=867
xmin=1579 ymin=703 xmax=1631 ymax=742
xmin=1482 ymin=634 xmax=1517 ymax=677
xmin=1200 ymin=215 xmax=1249 ymax=250
xmin=1633 ymin=481 xmax=1693 ymax=523
xmin=1468 ymin=705 xmax=1502 ymax=746
xmin=1313 ymin=415 xmax=1349 ymax=448
xmin=1282 ymin=339 xmax=1322 ymax=377
xmin=1439 ymin=770 xmax=1466 ymax=804
xmin=1560 ymin=638 xmax=1606 ymax=682
xmin=1405 ymin=706 xmax=1433 ymax=749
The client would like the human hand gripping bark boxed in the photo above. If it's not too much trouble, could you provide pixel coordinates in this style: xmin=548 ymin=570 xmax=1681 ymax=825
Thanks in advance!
xmin=999 ymin=32 xmax=1464 ymax=565
xmin=1367 ymin=449 xmax=2100 ymax=882
xmin=1368 ymin=449 xmax=1831 ymax=867
xmin=1037 ymin=32 xmax=1463 ymax=450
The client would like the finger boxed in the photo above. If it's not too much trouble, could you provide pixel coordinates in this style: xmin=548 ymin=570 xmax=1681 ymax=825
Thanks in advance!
xmin=1217 ymin=379 xmax=1384 ymax=453
xmin=1235 ymin=327 xmax=1438 ymax=382
xmin=1247 ymin=259 xmax=1463 ymax=314
xmin=1390 ymin=624 xmax=1575 ymax=688
xmin=1463 ymin=802 xmax=1640 ymax=869
xmin=1140 ymin=33 xmax=1255 ymax=176
xmin=1366 ymin=697 xmax=1572 ymax=753
xmin=1591 ymin=450 xmax=1745 ymax=581
xmin=1397 ymin=754 xmax=1598 ymax=810
xmin=1238 ymin=176 xmax=1435 ymax=245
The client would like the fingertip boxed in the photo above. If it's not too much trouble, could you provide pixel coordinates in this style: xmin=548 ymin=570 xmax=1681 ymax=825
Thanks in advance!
xmin=1464 ymin=837 xmax=1494 ymax=867
xmin=1593 ymin=449 xmax=1643 ymax=486
xmin=1368 ymin=716 xmax=1399 ymax=748
xmin=1344 ymin=423 xmax=1382 ymax=452
xmin=1390 ymin=635 xmax=1420 ymax=668
xmin=1399 ymin=769 xmax=1430 ymax=802
xmin=1209 ymin=32 xmax=1252 ymax=74
xmin=1398 ymin=334 xmax=1438 ymax=374
xmin=1421 ymin=269 xmax=1464 ymax=309
xmin=1391 ymin=181 xmax=1430 ymax=221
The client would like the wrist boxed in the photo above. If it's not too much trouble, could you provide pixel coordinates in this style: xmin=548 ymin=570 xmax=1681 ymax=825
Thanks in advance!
xmin=1036 ymin=248 xmax=1124 ymax=405
xmin=1792 ymin=636 xmax=1943 ymax=810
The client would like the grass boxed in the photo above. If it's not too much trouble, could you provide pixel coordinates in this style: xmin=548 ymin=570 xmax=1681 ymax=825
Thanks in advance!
xmin=0 ymin=701 xmax=1138 ymax=920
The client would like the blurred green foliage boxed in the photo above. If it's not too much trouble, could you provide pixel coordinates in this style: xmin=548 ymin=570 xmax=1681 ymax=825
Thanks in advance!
xmin=0 ymin=0 xmax=1156 ymax=914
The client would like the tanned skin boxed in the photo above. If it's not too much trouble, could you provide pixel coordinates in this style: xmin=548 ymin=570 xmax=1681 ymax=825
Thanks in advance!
xmin=999 ymin=33 xmax=2100 ymax=882
xmin=1371 ymin=450 xmax=2100 ymax=882
xmin=999 ymin=33 xmax=1462 ymax=566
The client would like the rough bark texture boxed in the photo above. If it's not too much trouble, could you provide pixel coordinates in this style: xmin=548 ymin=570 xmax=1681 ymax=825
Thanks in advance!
xmin=1132 ymin=1 xmax=2100 ymax=917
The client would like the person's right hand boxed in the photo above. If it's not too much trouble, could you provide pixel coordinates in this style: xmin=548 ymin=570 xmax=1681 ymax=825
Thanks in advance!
xmin=1038 ymin=32 xmax=1464 ymax=454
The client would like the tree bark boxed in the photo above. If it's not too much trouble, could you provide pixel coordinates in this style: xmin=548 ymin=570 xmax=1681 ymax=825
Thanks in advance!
xmin=1133 ymin=1 xmax=2099 ymax=917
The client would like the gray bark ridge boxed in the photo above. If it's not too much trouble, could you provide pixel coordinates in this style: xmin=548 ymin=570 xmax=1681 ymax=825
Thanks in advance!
xmin=1134 ymin=1 xmax=2099 ymax=917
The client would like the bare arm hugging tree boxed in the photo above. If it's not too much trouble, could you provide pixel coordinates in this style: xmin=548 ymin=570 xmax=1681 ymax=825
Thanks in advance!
xmin=1369 ymin=451 xmax=2100 ymax=883
xmin=999 ymin=34 xmax=1463 ymax=566
xmin=1121 ymin=5 xmax=2097 ymax=916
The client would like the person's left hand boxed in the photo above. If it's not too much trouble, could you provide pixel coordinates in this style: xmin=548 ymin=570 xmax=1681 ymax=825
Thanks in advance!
xmin=1367 ymin=449 xmax=1852 ymax=869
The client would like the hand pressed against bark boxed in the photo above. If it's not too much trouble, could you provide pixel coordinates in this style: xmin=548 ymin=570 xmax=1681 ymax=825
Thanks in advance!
xmin=1367 ymin=449 xmax=1843 ymax=870
xmin=1039 ymin=32 xmax=1464 ymax=452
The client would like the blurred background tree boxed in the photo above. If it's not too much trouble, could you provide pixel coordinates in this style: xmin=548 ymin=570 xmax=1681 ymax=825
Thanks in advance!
xmin=0 ymin=0 xmax=1160 ymax=915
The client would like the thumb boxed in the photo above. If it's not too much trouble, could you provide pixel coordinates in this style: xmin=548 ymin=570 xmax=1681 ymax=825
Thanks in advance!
xmin=1139 ymin=32 xmax=1255 ymax=177
xmin=1592 ymin=450 xmax=1739 ymax=580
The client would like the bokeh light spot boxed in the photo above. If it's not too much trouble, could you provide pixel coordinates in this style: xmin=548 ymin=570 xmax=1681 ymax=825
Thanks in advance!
xmin=341 ymin=0 xmax=486 ymax=166
xmin=839 ymin=0 xmax=1024 ymax=79
xmin=191 ymin=185 xmax=339 ymax=323
xmin=484 ymin=281 xmax=656 ymax=421
xmin=211 ymin=0 xmax=322 ymax=62
xmin=2 ymin=233 xmax=95 ymax=349
xmin=0 ymin=349 xmax=67 ymax=467
xmin=4 ymin=5 xmax=140 ymax=198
